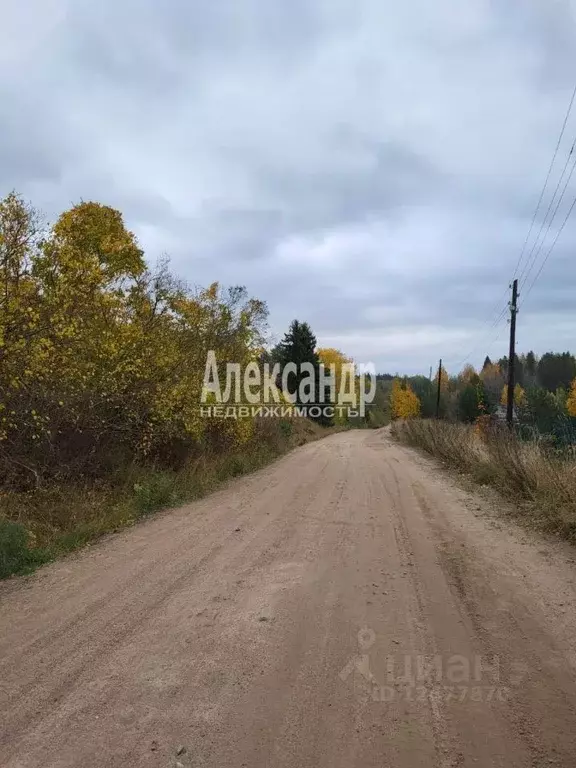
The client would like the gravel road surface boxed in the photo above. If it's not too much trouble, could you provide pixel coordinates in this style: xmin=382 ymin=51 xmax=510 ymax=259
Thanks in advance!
xmin=2 ymin=429 xmax=576 ymax=767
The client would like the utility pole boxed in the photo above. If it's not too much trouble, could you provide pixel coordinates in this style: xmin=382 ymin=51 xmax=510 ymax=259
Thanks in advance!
xmin=435 ymin=358 xmax=442 ymax=419
xmin=429 ymin=365 xmax=432 ymax=381
xmin=506 ymin=279 xmax=519 ymax=428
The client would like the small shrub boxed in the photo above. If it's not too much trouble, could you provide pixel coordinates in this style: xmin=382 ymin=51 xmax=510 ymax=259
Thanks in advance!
xmin=133 ymin=473 xmax=180 ymax=516
xmin=0 ymin=518 xmax=50 ymax=578
xmin=279 ymin=420 xmax=293 ymax=438
xmin=219 ymin=454 xmax=250 ymax=479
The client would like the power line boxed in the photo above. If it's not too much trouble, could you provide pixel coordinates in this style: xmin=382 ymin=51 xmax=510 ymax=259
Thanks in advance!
xmin=483 ymin=287 xmax=513 ymax=328
xmin=460 ymin=315 xmax=509 ymax=370
xmin=446 ymin=82 xmax=576 ymax=372
xmin=450 ymin=303 xmax=509 ymax=370
xmin=520 ymin=192 xmax=576 ymax=307
xmin=513 ymin=82 xmax=576 ymax=278
xmin=446 ymin=284 xmax=510 ymax=371
xmin=488 ymin=319 xmax=509 ymax=349
xmin=517 ymin=139 xmax=576 ymax=289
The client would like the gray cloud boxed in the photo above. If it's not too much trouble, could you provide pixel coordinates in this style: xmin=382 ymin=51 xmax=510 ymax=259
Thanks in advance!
xmin=2 ymin=0 xmax=576 ymax=373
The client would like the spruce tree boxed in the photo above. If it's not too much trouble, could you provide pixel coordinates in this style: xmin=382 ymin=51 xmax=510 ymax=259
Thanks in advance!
xmin=275 ymin=320 xmax=332 ymax=425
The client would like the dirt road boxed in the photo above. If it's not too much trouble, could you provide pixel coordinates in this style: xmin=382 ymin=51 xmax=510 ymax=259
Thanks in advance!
xmin=2 ymin=430 xmax=576 ymax=767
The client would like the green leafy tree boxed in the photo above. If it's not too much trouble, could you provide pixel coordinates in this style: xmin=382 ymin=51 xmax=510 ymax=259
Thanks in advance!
xmin=364 ymin=380 xmax=391 ymax=427
xmin=524 ymin=387 xmax=563 ymax=436
xmin=480 ymin=363 xmax=504 ymax=409
xmin=410 ymin=375 xmax=436 ymax=418
xmin=458 ymin=381 xmax=488 ymax=423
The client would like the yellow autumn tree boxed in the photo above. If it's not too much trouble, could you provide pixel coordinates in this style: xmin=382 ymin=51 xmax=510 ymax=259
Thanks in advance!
xmin=566 ymin=378 xmax=576 ymax=416
xmin=433 ymin=364 xmax=450 ymax=391
xmin=0 ymin=193 xmax=269 ymax=488
xmin=316 ymin=347 xmax=359 ymax=423
xmin=390 ymin=378 xmax=421 ymax=420
xmin=481 ymin=363 xmax=504 ymax=403
xmin=500 ymin=383 xmax=526 ymax=408
xmin=459 ymin=364 xmax=477 ymax=383
xmin=317 ymin=348 xmax=353 ymax=392
xmin=317 ymin=346 xmax=353 ymax=396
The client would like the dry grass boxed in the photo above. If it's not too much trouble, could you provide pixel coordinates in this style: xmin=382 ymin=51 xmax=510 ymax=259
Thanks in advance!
xmin=391 ymin=419 xmax=576 ymax=542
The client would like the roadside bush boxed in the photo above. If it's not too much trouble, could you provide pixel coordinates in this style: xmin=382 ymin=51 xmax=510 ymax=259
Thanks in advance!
xmin=0 ymin=194 xmax=269 ymax=490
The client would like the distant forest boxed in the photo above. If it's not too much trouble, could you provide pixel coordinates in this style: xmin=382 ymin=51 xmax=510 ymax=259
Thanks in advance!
xmin=376 ymin=352 xmax=576 ymax=439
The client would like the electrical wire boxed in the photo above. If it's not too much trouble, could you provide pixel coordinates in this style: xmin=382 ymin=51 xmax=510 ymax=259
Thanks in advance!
xmin=512 ymin=82 xmax=576 ymax=278
xmin=517 ymin=140 xmax=576 ymax=290
xmin=449 ymin=303 xmax=509 ymax=371
xmin=442 ymin=82 xmax=576 ymax=373
xmin=520 ymin=192 xmax=576 ymax=307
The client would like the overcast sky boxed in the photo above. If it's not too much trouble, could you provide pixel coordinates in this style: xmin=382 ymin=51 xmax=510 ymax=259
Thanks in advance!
xmin=2 ymin=0 xmax=576 ymax=374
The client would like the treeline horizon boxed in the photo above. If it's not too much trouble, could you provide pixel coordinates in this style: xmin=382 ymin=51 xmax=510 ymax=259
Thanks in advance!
xmin=379 ymin=350 xmax=576 ymax=439
xmin=377 ymin=350 xmax=576 ymax=391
